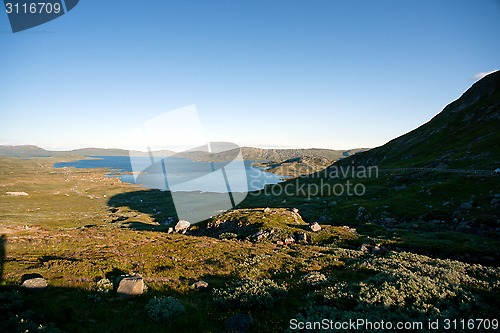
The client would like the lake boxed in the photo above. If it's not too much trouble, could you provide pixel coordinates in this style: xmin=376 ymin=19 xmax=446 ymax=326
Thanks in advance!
xmin=54 ymin=156 xmax=286 ymax=193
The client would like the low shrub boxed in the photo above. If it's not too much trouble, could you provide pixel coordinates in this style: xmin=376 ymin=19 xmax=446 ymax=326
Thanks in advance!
xmin=213 ymin=278 xmax=287 ymax=310
xmin=145 ymin=296 xmax=185 ymax=322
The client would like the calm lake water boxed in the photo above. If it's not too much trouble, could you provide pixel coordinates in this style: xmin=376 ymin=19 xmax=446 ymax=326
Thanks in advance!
xmin=54 ymin=156 xmax=285 ymax=193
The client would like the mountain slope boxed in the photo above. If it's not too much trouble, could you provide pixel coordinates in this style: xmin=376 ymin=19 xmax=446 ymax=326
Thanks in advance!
xmin=337 ymin=71 xmax=500 ymax=170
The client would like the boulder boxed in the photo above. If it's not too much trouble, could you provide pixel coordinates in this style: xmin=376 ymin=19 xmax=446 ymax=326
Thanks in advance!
xmin=292 ymin=208 xmax=299 ymax=214
xmin=309 ymin=222 xmax=321 ymax=232
xmin=284 ymin=237 xmax=295 ymax=245
xmin=225 ymin=313 xmax=253 ymax=333
xmin=117 ymin=275 xmax=144 ymax=297
xmin=328 ymin=200 xmax=337 ymax=206
xmin=174 ymin=220 xmax=191 ymax=233
xmin=263 ymin=207 xmax=271 ymax=213
xmin=191 ymin=280 xmax=209 ymax=290
xmin=21 ymin=277 xmax=47 ymax=290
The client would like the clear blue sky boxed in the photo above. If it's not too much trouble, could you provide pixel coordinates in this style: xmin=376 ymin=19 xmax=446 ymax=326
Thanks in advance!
xmin=0 ymin=0 xmax=499 ymax=151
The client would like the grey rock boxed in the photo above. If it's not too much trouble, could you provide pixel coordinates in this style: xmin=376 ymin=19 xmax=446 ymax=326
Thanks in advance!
xmin=21 ymin=277 xmax=47 ymax=290
xmin=117 ymin=275 xmax=144 ymax=297
xmin=252 ymin=230 xmax=269 ymax=242
xmin=167 ymin=227 xmax=174 ymax=234
xmin=263 ymin=207 xmax=271 ymax=213
xmin=318 ymin=215 xmax=328 ymax=223
xmin=174 ymin=220 xmax=191 ymax=233
xmin=192 ymin=280 xmax=209 ymax=290
xmin=328 ymin=201 xmax=337 ymax=206
xmin=292 ymin=208 xmax=299 ymax=214
xmin=284 ymin=237 xmax=295 ymax=245
xmin=225 ymin=313 xmax=253 ymax=333
xmin=309 ymin=222 xmax=322 ymax=232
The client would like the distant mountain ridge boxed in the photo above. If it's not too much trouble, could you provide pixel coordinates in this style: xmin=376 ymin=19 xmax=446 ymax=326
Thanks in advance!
xmin=335 ymin=70 xmax=500 ymax=170
xmin=0 ymin=145 xmax=174 ymax=157
xmin=0 ymin=145 xmax=365 ymax=165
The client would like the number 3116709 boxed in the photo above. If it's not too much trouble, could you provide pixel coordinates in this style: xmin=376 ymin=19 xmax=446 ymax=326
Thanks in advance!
xmin=5 ymin=2 xmax=62 ymax=14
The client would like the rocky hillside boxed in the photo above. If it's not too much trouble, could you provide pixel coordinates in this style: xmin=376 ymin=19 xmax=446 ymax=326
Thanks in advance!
xmin=336 ymin=70 xmax=500 ymax=170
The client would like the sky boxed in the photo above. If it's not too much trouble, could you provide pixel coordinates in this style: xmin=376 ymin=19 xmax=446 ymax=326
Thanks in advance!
xmin=0 ymin=0 xmax=499 ymax=151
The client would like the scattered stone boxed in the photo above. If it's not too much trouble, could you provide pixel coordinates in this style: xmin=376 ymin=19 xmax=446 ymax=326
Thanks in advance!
xmin=309 ymin=222 xmax=321 ymax=232
xmin=263 ymin=207 xmax=271 ymax=213
xmin=225 ymin=313 xmax=253 ymax=333
xmin=21 ymin=277 xmax=47 ymax=290
xmin=174 ymin=220 xmax=191 ymax=233
xmin=252 ymin=230 xmax=269 ymax=242
xmin=191 ymin=280 xmax=209 ymax=290
xmin=328 ymin=201 xmax=337 ymax=206
xmin=459 ymin=202 xmax=473 ymax=210
xmin=284 ymin=237 xmax=295 ymax=245
xmin=117 ymin=274 xmax=144 ymax=297
xmin=6 ymin=191 xmax=29 ymax=196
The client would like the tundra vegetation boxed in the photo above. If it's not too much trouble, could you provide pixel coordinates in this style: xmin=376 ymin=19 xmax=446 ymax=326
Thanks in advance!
xmin=0 ymin=155 xmax=498 ymax=332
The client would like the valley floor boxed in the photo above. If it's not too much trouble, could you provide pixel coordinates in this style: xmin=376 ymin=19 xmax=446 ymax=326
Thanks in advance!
xmin=0 ymin=157 xmax=499 ymax=332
